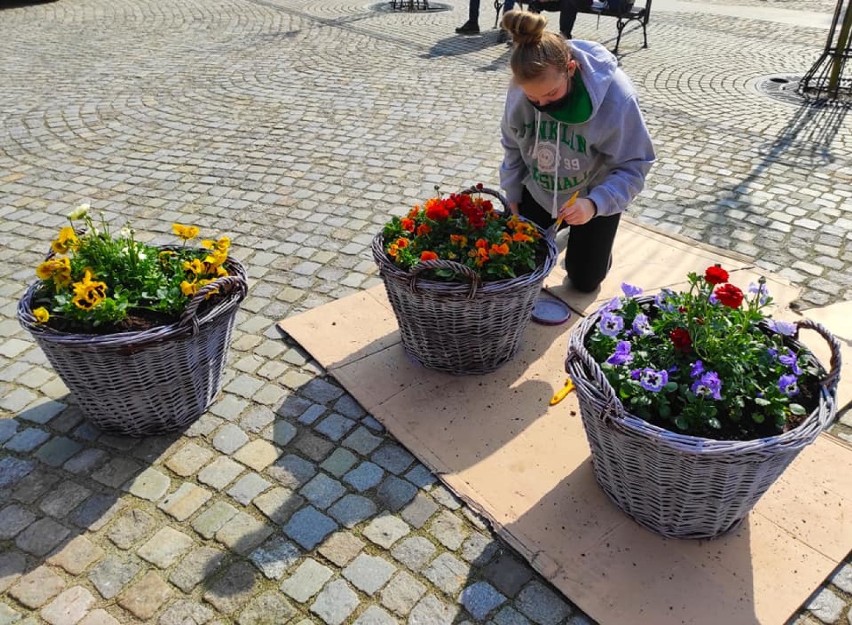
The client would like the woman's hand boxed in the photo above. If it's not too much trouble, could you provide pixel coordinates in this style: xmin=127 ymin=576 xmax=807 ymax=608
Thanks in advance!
xmin=509 ymin=202 xmax=520 ymax=216
xmin=558 ymin=198 xmax=596 ymax=225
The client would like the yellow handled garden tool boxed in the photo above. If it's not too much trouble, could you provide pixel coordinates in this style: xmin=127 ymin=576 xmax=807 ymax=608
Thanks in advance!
xmin=549 ymin=376 xmax=576 ymax=405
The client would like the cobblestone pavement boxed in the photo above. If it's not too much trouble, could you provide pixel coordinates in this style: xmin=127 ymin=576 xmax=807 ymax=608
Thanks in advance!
xmin=1 ymin=0 xmax=851 ymax=624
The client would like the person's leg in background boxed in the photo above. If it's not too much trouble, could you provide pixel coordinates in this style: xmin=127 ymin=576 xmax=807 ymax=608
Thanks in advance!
xmin=563 ymin=212 xmax=620 ymax=292
xmin=456 ymin=0 xmax=482 ymax=33
xmin=498 ymin=0 xmax=516 ymax=41
xmin=559 ymin=0 xmax=592 ymax=38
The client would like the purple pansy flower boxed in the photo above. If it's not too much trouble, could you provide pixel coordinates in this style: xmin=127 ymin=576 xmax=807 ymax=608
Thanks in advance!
xmin=599 ymin=311 xmax=624 ymax=337
xmin=778 ymin=374 xmax=799 ymax=397
xmin=632 ymin=313 xmax=653 ymax=336
xmin=778 ymin=348 xmax=802 ymax=375
xmin=708 ymin=293 xmax=720 ymax=305
xmin=690 ymin=360 xmax=704 ymax=379
xmin=630 ymin=368 xmax=641 ymax=380
xmin=654 ymin=289 xmax=676 ymax=312
xmin=606 ymin=341 xmax=633 ymax=366
xmin=690 ymin=371 xmax=723 ymax=400
xmin=602 ymin=297 xmax=622 ymax=312
xmin=767 ymin=320 xmax=797 ymax=337
xmin=749 ymin=281 xmax=771 ymax=305
xmin=621 ymin=283 xmax=643 ymax=298
xmin=639 ymin=368 xmax=668 ymax=392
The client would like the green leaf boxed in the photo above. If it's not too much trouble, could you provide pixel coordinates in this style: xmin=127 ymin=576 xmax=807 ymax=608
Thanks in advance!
xmin=663 ymin=381 xmax=678 ymax=392
xmin=674 ymin=416 xmax=689 ymax=430
xmin=788 ymin=403 xmax=806 ymax=416
xmin=754 ymin=397 xmax=771 ymax=406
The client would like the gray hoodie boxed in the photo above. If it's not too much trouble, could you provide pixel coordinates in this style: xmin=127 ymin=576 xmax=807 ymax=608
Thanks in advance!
xmin=499 ymin=40 xmax=655 ymax=218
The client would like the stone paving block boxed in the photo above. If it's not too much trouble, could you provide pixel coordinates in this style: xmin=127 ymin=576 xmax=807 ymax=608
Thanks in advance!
xmin=203 ymin=562 xmax=259 ymax=615
xmin=459 ymin=581 xmax=507 ymax=621
xmin=19 ymin=400 xmax=65 ymax=425
xmin=233 ymin=438 xmax=282 ymax=471
xmin=352 ymin=605 xmax=397 ymax=625
xmin=159 ymin=482 xmax=212 ymax=521
xmin=123 ymin=467 xmax=170 ymax=501
xmin=34 ymin=436 xmax=82 ymax=467
xmin=327 ymin=494 xmax=377 ymax=529
xmin=482 ymin=553 xmax=534 ymax=598
xmin=198 ymin=456 xmax=245 ymax=489
xmin=320 ymin=448 xmax=358 ymax=477
xmin=63 ymin=449 xmax=108 ymax=476
xmin=11 ymin=468 xmax=58 ymax=504
xmin=318 ymin=531 xmax=366 ymax=567
xmin=0 ymin=419 xmax=18 ymax=444
xmin=423 ymin=553 xmax=469 ymax=596
xmin=361 ymin=416 xmax=385 ymax=433
xmin=88 ymin=555 xmax=142 ymax=600
xmin=363 ymin=513 xmax=410 ymax=549
xmin=430 ymin=485 xmax=462 ymax=510
xmin=266 ymin=420 xmax=298 ymax=447
xmin=460 ymin=533 xmax=499 ymax=566
xmin=310 ymin=579 xmax=360 ymax=625
xmin=400 ymin=492 xmax=439 ymax=529
xmin=165 ymin=442 xmax=214 ymax=477
xmin=391 ymin=536 xmax=437 ymax=572
xmin=300 ymin=473 xmax=346 ymax=510
xmin=210 ymin=394 xmax=250 ymax=422
xmin=380 ymin=570 xmax=427 ymax=617
xmin=228 ymin=472 xmax=273 ymax=505
xmin=0 ymin=457 xmax=34 ymax=489
xmin=192 ymin=500 xmax=239 ymax=539
xmin=4 ymin=427 xmax=49 ymax=453
xmin=157 ymin=599 xmax=215 ymax=625
xmin=40 ymin=586 xmax=95 ymax=625
xmin=342 ymin=553 xmax=397 ymax=595
xmin=40 ymin=482 xmax=92 ymax=518
xmin=91 ymin=458 xmax=142 ymax=489
xmin=268 ymin=454 xmax=317 ymax=489
xmin=216 ymin=510 xmax=274 ymax=555
xmin=315 ymin=413 xmax=356 ymax=442
xmin=169 ymin=546 xmax=226 ymax=592
xmin=237 ymin=590 xmax=297 ymax=625
xmin=70 ymin=494 xmax=123 ymax=531
xmin=0 ymin=551 xmax=27 ymax=594
xmin=0 ymin=504 xmax=35 ymax=540
xmin=0 ymin=388 xmax=37 ymax=412
xmin=299 ymin=404 xmax=325 ymax=425
xmin=280 ymin=558 xmax=334 ymax=603
xmin=77 ymin=609 xmax=120 ymax=625
xmin=294 ymin=431 xmax=334 ymax=462
xmin=0 ymin=602 xmax=22 ymax=625
xmin=15 ymin=517 xmax=70 ymax=557
xmin=409 ymin=594 xmax=460 ymax=625
xmin=118 ymin=571 xmax=172 ymax=620
xmin=106 ymin=508 xmax=155 ymax=550
xmin=47 ymin=535 xmax=104 ymax=575
xmin=137 ymin=526 xmax=195 ymax=568
xmin=212 ymin=423 xmax=250 ymax=454
xmin=9 ymin=566 xmax=65 ymax=608
xmin=333 ymin=395 xmax=366 ymax=420
xmin=376 ymin=475 xmax=418 ymax=512
xmin=429 ymin=510 xmax=468 ymax=551
xmin=283 ymin=506 xmax=338 ymax=550
xmin=302 ymin=378 xmax=344 ymax=405
xmin=371 ymin=444 xmax=415 ymax=475
xmin=249 ymin=535 xmax=302 ymax=580
xmin=343 ymin=462 xmax=384 ymax=492
xmin=240 ymin=405 xmax=276 ymax=433
xmin=515 ymin=581 xmax=572 ymax=625
xmin=806 ymin=588 xmax=845 ymax=624
xmin=492 ymin=606 xmax=533 ymax=625
xmin=253 ymin=485 xmax=305 ymax=524
xmin=831 ymin=564 xmax=852 ymax=594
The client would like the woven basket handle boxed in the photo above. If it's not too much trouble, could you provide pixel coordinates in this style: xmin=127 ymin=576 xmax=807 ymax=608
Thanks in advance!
xmin=408 ymin=260 xmax=481 ymax=299
xmin=795 ymin=317 xmax=842 ymax=397
xmin=566 ymin=341 xmax=626 ymax=422
xmin=460 ymin=185 xmax=510 ymax=213
xmin=178 ymin=275 xmax=247 ymax=334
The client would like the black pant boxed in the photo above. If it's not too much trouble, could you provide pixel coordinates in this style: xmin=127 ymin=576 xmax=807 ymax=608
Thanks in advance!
xmin=519 ymin=186 xmax=619 ymax=293
xmin=529 ymin=0 xmax=590 ymax=38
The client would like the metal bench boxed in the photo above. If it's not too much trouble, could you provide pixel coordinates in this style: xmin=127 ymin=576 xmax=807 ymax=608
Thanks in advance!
xmin=492 ymin=0 xmax=651 ymax=53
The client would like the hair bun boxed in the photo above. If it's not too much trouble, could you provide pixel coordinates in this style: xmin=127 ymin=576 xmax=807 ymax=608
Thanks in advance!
xmin=501 ymin=9 xmax=548 ymax=46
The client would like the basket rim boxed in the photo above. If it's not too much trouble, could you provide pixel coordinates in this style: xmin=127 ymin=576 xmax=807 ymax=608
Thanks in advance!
xmin=566 ymin=294 xmax=837 ymax=455
xmin=17 ymin=254 xmax=248 ymax=347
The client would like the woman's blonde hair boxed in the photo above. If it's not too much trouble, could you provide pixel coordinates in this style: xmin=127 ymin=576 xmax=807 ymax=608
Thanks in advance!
xmin=502 ymin=10 xmax=572 ymax=83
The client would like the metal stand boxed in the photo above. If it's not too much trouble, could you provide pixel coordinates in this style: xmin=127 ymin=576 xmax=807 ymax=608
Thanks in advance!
xmin=390 ymin=0 xmax=430 ymax=10
xmin=799 ymin=0 xmax=852 ymax=102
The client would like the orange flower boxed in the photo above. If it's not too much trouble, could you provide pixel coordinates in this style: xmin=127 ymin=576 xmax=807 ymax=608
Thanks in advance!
xmin=395 ymin=237 xmax=409 ymax=249
xmin=388 ymin=244 xmax=399 ymax=258
xmin=489 ymin=243 xmax=510 ymax=256
xmin=513 ymin=232 xmax=533 ymax=243
xmin=420 ymin=251 xmax=438 ymax=261
xmin=450 ymin=234 xmax=467 ymax=247
xmin=401 ymin=218 xmax=415 ymax=232
xmin=408 ymin=206 xmax=420 ymax=219
xmin=475 ymin=238 xmax=487 ymax=249
xmin=416 ymin=224 xmax=431 ymax=236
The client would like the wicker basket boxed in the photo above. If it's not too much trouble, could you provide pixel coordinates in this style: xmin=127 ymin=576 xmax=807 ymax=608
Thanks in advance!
xmin=373 ymin=187 xmax=558 ymax=375
xmin=17 ymin=254 xmax=248 ymax=437
xmin=566 ymin=298 xmax=841 ymax=539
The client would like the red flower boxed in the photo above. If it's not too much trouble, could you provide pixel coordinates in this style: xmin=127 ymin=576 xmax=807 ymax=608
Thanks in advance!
xmin=669 ymin=328 xmax=692 ymax=352
xmin=714 ymin=283 xmax=744 ymax=308
xmin=400 ymin=218 xmax=415 ymax=232
xmin=416 ymin=224 xmax=431 ymax=236
xmin=420 ymin=251 xmax=438 ymax=261
xmin=424 ymin=198 xmax=451 ymax=221
xmin=704 ymin=265 xmax=729 ymax=285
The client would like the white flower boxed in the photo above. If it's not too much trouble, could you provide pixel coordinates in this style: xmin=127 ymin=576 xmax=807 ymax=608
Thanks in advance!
xmin=68 ymin=203 xmax=90 ymax=220
xmin=119 ymin=227 xmax=133 ymax=239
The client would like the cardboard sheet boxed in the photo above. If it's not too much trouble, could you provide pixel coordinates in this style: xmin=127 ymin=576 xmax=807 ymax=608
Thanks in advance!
xmin=279 ymin=222 xmax=851 ymax=625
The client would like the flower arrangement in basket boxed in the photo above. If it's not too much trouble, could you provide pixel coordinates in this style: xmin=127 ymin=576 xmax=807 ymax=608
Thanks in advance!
xmin=381 ymin=184 xmax=546 ymax=283
xmin=28 ymin=204 xmax=235 ymax=334
xmin=373 ymin=185 xmax=558 ymax=375
xmin=585 ymin=265 xmax=824 ymax=441
xmin=566 ymin=264 xmax=840 ymax=538
xmin=18 ymin=203 xmax=248 ymax=437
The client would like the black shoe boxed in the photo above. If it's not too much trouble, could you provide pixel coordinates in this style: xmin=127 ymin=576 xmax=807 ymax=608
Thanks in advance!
xmin=455 ymin=20 xmax=480 ymax=34
xmin=498 ymin=28 xmax=510 ymax=43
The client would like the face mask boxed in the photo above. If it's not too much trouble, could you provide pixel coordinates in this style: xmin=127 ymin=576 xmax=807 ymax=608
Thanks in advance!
xmin=529 ymin=77 xmax=572 ymax=114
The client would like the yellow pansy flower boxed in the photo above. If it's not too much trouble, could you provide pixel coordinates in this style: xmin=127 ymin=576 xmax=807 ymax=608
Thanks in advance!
xmin=172 ymin=223 xmax=200 ymax=241
xmin=182 ymin=259 xmax=205 ymax=275
xmin=180 ymin=280 xmax=197 ymax=297
xmin=51 ymin=226 xmax=78 ymax=255
xmin=33 ymin=307 xmax=50 ymax=323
